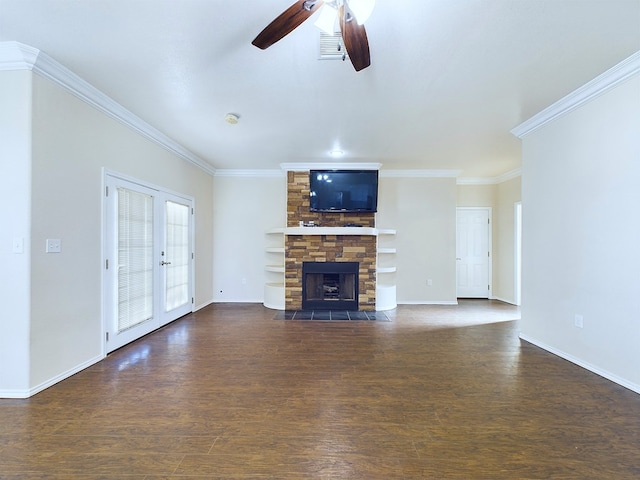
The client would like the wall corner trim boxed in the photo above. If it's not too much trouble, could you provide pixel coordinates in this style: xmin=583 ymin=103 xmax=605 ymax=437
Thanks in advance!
xmin=511 ymin=51 xmax=640 ymax=138
xmin=0 ymin=41 xmax=216 ymax=176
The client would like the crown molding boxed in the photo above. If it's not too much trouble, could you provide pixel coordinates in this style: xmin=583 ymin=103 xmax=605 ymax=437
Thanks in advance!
xmin=0 ymin=41 xmax=215 ymax=176
xmin=457 ymin=168 xmax=522 ymax=185
xmin=214 ymin=169 xmax=284 ymax=177
xmin=494 ymin=167 xmax=522 ymax=184
xmin=0 ymin=41 xmax=39 ymax=70
xmin=511 ymin=50 xmax=640 ymax=138
xmin=380 ymin=169 xmax=462 ymax=178
xmin=280 ymin=162 xmax=382 ymax=171
xmin=279 ymin=164 xmax=463 ymax=178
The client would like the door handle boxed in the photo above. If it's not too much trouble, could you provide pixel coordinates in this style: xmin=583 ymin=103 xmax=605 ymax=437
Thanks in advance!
xmin=456 ymin=258 xmax=462 ymax=260
xmin=160 ymin=261 xmax=172 ymax=266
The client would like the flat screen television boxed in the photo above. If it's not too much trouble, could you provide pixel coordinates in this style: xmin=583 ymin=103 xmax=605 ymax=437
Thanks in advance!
xmin=309 ymin=170 xmax=378 ymax=213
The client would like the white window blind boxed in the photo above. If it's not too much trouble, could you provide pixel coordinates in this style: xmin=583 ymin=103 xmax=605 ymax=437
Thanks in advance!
xmin=117 ymin=188 xmax=154 ymax=332
xmin=165 ymin=200 xmax=190 ymax=311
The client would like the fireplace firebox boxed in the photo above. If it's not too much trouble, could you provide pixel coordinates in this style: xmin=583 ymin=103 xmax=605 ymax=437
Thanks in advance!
xmin=302 ymin=262 xmax=359 ymax=310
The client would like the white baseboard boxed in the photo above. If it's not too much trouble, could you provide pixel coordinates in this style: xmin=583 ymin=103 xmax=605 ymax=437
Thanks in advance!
xmin=0 ymin=389 xmax=31 ymax=399
xmin=0 ymin=354 xmax=104 ymax=399
xmin=398 ymin=300 xmax=459 ymax=305
xmin=519 ymin=334 xmax=640 ymax=395
xmin=492 ymin=296 xmax=518 ymax=305
xmin=194 ymin=299 xmax=214 ymax=311
xmin=211 ymin=298 xmax=264 ymax=304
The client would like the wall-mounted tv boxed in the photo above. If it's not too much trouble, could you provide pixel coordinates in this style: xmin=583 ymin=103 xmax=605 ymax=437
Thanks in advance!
xmin=309 ymin=169 xmax=378 ymax=213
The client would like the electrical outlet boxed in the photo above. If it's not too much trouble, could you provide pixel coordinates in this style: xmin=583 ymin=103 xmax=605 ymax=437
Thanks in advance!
xmin=46 ymin=238 xmax=61 ymax=253
xmin=427 ymin=279 xmax=433 ymax=286
xmin=574 ymin=314 xmax=584 ymax=329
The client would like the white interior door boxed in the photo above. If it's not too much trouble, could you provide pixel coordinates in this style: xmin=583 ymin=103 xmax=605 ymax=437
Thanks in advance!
xmin=457 ymin=207 xmax=491 ymax=298
xmin=104 ymin=174 xmax=193 ymax=353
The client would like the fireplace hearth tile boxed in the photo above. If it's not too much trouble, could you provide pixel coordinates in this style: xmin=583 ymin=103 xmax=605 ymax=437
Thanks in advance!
xmin=347 ymin=311 xmax=370 ymax=320
xmin=294 ymin=310 xmax=314 ymax=320
xmin=273 ymin=310 xmax=391 ymax=322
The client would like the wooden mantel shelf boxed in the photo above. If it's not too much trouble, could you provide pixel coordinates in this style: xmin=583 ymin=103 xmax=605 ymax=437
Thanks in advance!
xmin=268 ymin=227 xmax=395 ymax=236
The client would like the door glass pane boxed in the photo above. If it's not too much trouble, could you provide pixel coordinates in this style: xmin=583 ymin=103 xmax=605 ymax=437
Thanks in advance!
xmin=117 ymin=188 xmax=154 ymax=332
xmin=165 ymin=200 xmax=190 ymax=311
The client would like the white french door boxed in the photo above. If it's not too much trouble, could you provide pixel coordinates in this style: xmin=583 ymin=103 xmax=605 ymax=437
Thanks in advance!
xmin=160 ymin=197 xmax=193 ymax=323
xmin=456 ymin=207 xmax=491 ymax=298
xmin=104 ymin=174 xmax=194 ymax=353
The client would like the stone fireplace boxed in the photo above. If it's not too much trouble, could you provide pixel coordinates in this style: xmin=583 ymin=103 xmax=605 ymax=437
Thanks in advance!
xmin=285 ymin=171 xmax=378 ymax=311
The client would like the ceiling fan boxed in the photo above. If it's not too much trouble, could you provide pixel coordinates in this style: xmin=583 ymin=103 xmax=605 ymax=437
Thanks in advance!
xmin=252 ymin=0 xmax=373 ymax=72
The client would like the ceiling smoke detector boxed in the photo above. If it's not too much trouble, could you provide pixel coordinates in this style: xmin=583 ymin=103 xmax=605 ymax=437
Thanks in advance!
xmin=225 ymin=113 xmax=240 ymax=124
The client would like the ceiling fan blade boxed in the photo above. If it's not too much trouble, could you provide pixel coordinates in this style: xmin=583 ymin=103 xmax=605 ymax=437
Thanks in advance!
xmin=339 ymin=4 xmax=371 ymax=72
xmin=252 ymin=0 xmax=325 ymax=50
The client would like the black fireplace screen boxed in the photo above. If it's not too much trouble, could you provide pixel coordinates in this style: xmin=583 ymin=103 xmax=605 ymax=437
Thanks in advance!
xmin=302 ymin=262 xmax=359 ymax=310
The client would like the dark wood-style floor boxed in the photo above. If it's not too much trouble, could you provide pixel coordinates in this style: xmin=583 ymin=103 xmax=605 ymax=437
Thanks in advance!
xmin=1 ymin=300 xmax=639 ymax=479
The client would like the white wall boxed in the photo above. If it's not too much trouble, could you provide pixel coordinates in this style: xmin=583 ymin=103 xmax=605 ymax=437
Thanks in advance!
xmin=0 ymin=70 xmax=32 ymax=393
xmin=28 ymin=73 xmax=215 ymax=390
xmin=212 ymin=174 xmax=286 ymax=303
xmin=495 ymin=176 xmax=521 ymax=303
xmin=377 ymin=176 xmax=458 ymax=303
xmin=520 ymin=74 xmax=640 ymax=392
xmin=0 ymin=68 xmax=215 ymax=397
xmin=211 ymin=174 xmax=458 ymax=306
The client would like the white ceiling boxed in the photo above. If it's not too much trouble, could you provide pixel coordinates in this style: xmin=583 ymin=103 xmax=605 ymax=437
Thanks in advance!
xmin=1 ymin=0 xmax=639 ymax=177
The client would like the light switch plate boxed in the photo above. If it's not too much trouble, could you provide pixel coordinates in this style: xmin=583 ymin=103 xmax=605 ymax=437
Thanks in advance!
xmin=12 ymin=237 xmax=24 ymax=254
xmin=46 ymin=239 xmax=61 ymax=253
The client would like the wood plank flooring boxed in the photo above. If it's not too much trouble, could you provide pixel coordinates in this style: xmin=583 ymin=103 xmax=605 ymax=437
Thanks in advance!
xmin=1 ymin=300 xmax=639 ymax=479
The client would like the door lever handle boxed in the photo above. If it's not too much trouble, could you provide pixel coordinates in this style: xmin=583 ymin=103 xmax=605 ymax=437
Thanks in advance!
xmin=160 ymin=261 xmax=172 ymax=266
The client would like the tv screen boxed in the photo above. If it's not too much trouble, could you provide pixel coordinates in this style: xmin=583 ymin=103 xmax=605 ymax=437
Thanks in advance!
xmin=309 ymin=170 xmax=378 ymax=213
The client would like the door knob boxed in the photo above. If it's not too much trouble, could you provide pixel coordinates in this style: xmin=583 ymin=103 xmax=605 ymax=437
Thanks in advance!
xmin=160 ymin=261 xmax=172 ymax=266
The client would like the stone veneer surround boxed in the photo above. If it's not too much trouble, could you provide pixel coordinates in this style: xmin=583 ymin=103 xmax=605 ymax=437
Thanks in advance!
xmin=285 ymin=171 xmax=377 ymax=311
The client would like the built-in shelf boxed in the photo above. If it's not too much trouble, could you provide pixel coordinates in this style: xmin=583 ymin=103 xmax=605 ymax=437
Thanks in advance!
xmin=265 ymin=265 xmax=285 ymax=273
xmin=265 ymin=229 xmax=286 ymax=309
xmin=376 ymin=229 xmax=397 ymax=310
xmin=376 ymin=283 xmax=397 ymax=311
xmin=264 ymin=282 xmax=285 ymax=310
xmin=264 ymin=227 xmax=397 ymax=311
xmin=377 ymin=266 xmax=397 ymax=274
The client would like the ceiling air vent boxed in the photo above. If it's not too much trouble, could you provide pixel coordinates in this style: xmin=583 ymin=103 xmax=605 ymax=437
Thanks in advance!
xmin=319 ymin=31 xmax=347 ymax=60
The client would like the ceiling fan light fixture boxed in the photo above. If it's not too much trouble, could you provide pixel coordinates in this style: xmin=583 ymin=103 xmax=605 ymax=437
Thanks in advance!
xmin=347 ymin=0 xmax=375 ymax=25
xmin=314 ymin=4 xmax=338 ymax=35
